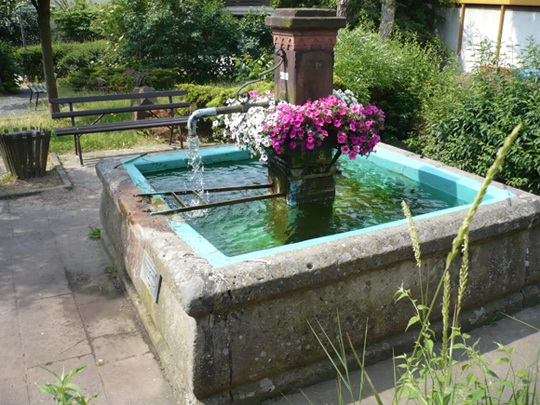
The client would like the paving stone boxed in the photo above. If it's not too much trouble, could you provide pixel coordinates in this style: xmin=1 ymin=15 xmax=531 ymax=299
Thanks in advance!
xmin=12 ymin=253 xmax=70 ymax=299
xmin=0 ymin=308 xmax=19 ymax=339
xmin=99 ymin=353 xmax=179 ymax=405
xmin=92 ymin=332 xmax=151 ymax=364
xmin=0 ymin=334 xmax=25 ymax=381
xmin=0 ymin=377 xmax=29 ymax=405
xmin=76 ymin=293 xmax=139 ymax=338
xmin=17 ymin=294 xmax=91 ymax=367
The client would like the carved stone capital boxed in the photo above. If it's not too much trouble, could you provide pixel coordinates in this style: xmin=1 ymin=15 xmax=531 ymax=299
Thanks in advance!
xmin=273 ymin=31 xmax=338 ymax=51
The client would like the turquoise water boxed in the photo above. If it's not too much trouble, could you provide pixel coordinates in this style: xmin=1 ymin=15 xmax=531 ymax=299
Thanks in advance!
xmin=145 ymin=156 xmax=467 ymax=257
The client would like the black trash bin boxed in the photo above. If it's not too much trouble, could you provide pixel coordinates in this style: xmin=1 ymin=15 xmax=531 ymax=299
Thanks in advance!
xmin=0 ymin=128 xmax=51 ymax=179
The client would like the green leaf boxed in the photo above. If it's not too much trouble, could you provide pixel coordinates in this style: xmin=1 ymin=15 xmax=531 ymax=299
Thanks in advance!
xmin=406 ymin=315 xmax=420 ymax=331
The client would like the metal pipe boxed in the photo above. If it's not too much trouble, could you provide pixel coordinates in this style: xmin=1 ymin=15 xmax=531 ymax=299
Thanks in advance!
xmin=187 ymin=101 xmax=270 ymax=137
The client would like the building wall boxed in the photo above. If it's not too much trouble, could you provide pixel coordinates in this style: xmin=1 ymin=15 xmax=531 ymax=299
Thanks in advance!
xmin=438 ymin=4 xmax=540 ymax=71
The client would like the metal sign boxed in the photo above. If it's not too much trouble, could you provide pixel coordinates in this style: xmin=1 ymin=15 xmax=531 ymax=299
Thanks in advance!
xmin=141 ymin=251 xmax=162 ymax=303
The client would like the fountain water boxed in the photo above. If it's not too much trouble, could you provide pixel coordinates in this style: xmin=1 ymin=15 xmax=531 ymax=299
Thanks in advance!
xmin=96 ymin=9 xmax=540 ymax=405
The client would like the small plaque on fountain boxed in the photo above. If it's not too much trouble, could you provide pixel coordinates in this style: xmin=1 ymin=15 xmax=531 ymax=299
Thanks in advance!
xmin=141 ymin=251 xmax=162 ymax=303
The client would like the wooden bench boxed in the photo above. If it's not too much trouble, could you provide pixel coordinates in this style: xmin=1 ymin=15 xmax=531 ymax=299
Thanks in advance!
xmin=49 ymin=90 xmax=191 ymax=165
xmin=28 ymin=83 xmax=47 ymax=111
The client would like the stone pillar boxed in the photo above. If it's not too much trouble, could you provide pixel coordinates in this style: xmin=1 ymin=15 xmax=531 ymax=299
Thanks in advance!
xmin=265 ymin=9 xmax=346 ymax=105
xmin=265 ymin=9 xmax=346 ymax=205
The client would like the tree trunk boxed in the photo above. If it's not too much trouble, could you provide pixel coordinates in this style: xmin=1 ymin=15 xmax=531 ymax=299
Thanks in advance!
xmin=336 ymin=0 xmax=351 ymax=23
xmin=32 ymin=0 xmax=59 ymax=113
xmin=379 ymin=0 xmax=396 ymax=41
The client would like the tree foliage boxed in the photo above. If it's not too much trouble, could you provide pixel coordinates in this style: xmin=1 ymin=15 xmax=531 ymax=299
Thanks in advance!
xmin=0 ymin=0 xmax=40 ymax=46
xmin=272 ymin=0 xmax=452 ymax=47
xmin=0 ymin=41 xmax=21 ymax=94
xmin=52 ymin=0 xmax=103 ymax=42
xmin=102 ymin=0 xmax=269 ymax=83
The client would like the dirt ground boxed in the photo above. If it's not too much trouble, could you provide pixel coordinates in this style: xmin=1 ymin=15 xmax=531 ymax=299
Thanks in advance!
xmin=0 ymin=156 xmax=64 ymax=194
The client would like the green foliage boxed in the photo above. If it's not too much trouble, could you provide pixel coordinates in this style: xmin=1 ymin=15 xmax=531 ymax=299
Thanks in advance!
xmin=87 ymin=227 xmax=101 ymax=240
xmin=0 ymin=40 xmax=21 ymax=94
xmin=0 ymin=1 xmax=40 ymax=46
xmin=416 ymin=68 xmax=540 ymax=195
xmin=66 ymin=66 xmax=180 ymax=92
xmin=270 ymin=0 xmax=334 ymax=7
xmin=236 ymin=11 xmax=273 ymax=60
xmin=179 ymin=81 xmax=273 ymax=109
xmin=53 ymin=0 xmax=104 ymax=42
xmin=335 ymin=23 xmax=444 ymax=140
xmin=16 ymin=43 xmax=45 ymax=82
xmin=38 ymin=365 xmax=98 ymax=405
xmin=101 ymin=0 xmax=272 ymax=84
xmin=17 ymin=41 xmax=107 ymax=82
xmin=519 ymin=36 xmax=540 ymax=70
xmin=56 ymin=41 xmax=108 ymax=78
xmin=233 ymin=51 xmax=275 ymax=83
xmin=102 ymin=0 xmax=239 ymax=83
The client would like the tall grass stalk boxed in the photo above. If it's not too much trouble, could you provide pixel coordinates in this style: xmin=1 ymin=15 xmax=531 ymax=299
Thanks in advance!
xmin=311 ymin=124 xmax=539 ymax=404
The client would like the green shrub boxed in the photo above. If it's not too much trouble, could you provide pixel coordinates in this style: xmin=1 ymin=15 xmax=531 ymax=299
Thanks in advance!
xmin=17 ymin=44 xmax=45 ymax=82
xmin=0 ymin=41 xmax=20 ymax=94
xmin=519 ymin=36 xmax=540 ymax=70
xmin=101 ymin=0 xmax=272 ymax=84
xmin=236 ymin=11 xmax=273 ymax=61
xmin=335 ymin=23 xmax=445 ymax=141
xmin=66 ymin=66 xmax=180 ymax=92
xmin=417 ymin=69 xmax=540 ymax=194
xmin=102 ymin=0 xmax=239 ymax=83
xmin=53 ymin=0 xmax=104 ymax=42
xmin=56 ymin=40 xmax=107 ymax=77
xmin=17 ymin=41 xmax=107 ymax=81
xmin=179 ymin=81 xmax=273 ymax=109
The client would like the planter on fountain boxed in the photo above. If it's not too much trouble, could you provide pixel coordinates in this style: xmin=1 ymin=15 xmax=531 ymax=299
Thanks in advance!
xmin=268 ymin=144 xmax=340 ymax=205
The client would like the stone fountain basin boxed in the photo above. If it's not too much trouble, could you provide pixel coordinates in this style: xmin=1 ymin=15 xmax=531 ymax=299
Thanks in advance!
xmin=96 ymin=143 xmax=540 ymax=404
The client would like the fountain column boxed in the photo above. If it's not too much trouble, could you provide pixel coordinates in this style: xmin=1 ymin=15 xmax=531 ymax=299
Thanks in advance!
xmin=265 ymin=9 xmax=346 ymax=205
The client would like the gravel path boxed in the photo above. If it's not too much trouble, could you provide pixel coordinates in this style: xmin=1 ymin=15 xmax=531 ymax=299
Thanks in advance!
xmin=0 ymin=87 xmax=46 ymax=116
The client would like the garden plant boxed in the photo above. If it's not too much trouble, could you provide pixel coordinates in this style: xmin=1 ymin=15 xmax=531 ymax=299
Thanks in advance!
xmin=310 ymin=124 xmax=540 ymax=404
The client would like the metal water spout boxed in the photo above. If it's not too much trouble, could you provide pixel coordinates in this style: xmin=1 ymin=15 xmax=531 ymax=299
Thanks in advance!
xmin=187 ymin=101 xmax=270 ymax=138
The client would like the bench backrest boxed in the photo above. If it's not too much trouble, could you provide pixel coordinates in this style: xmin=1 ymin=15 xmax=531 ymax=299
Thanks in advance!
xmin=49 ymin=90 xmax=190 ymax=122
xmin=49 ymin=90 xmax=188 ymax=105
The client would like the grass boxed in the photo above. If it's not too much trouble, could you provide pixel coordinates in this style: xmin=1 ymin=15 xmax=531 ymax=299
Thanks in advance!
xmin=0 ymin=82 xmax=177 ymax=155
xmin=0 ymin=172 xmax=17 ymax=187
xmin=87 ymin=227 xmax=101 ymax=240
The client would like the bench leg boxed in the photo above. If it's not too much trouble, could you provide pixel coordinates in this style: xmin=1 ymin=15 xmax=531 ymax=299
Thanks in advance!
xmin=29 ymin=90 xmax=34 ymax=103
xmin=35 ymin=92 xmax=40 ymax=111
xmin=74 ymin=135 xmax=84 ymax=166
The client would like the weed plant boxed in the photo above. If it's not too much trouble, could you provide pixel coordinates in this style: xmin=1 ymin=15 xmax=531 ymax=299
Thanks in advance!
xmin=311 ymin=125 xmax=539 ymax=404
xmin=38 ymin=366 xmax=97 ymax=405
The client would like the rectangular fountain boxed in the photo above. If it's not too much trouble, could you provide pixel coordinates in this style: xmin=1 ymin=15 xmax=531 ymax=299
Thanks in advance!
xmin=96 ymin=142 xmax=540 ymax=405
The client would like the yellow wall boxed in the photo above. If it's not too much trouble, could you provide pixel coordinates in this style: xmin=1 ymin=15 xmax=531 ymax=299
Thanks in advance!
xmin=458 ymin=0 xmax=540 ymax=5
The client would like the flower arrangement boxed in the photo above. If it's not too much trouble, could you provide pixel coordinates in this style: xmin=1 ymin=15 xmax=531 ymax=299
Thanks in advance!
xmin=213 ymin=89 xmax=384 ymax=161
